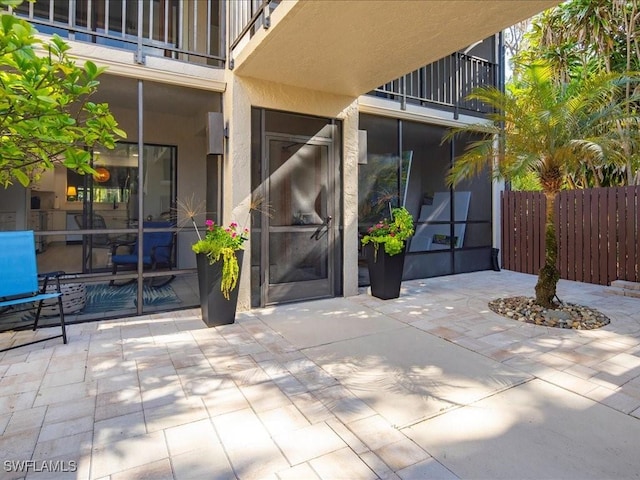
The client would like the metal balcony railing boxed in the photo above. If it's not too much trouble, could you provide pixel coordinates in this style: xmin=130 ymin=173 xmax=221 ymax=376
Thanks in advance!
xmin=229 ymin=0 xmax=279 ymax=63
xmin=370 ymin=52 xmax=497 ymax=116
xmin=12 ymin=0 xmax=225 ymax=68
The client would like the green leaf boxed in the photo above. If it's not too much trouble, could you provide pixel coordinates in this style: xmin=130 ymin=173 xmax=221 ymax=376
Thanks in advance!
xmin=12 ymin=168 xmax=29 ymax=186
xmin=0 ymin=0 xmax=27 ymax=7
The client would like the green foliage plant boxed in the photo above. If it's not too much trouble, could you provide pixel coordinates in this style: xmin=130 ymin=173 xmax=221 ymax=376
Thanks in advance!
xmin=514 ymin=0 xmax=640 ymax=185
xmin=361 ymin=206 xmax=414 ymax=258
xmin=0 ymin=0 xmax=126 ymax=187
xmin=191 ymin=219 xmax=249 ymax=300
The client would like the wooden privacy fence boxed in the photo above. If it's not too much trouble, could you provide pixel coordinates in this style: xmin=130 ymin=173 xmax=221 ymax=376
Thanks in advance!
xmin=501 ymin=187 xmax=640 ymax=286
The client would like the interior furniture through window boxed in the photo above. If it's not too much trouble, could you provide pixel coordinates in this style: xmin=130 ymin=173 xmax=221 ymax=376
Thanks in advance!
xmin=110 ymin=221 xmax=176 ymax=287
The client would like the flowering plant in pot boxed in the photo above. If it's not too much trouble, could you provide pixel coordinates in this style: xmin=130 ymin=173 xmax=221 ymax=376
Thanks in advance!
xmin=360 ymin=206 xmax=414 ymax=300
xmin=179 ymin=196 xmax=251 ymax=327
xmin=191 ymin=219 xmax=248 ymax=299
xmin=361 ymin=206 xmax=414 ymax=258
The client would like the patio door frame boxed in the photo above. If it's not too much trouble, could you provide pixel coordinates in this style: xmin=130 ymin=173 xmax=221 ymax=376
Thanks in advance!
xmin=260 ymin=132 xmax=338 ymax=306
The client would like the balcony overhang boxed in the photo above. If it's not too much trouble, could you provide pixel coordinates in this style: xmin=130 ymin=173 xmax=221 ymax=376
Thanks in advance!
xmin=232 ymin=0 xmax=559 ymax=97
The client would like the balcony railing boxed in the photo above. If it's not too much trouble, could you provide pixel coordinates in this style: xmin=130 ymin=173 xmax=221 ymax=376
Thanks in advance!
xmin=13 ymin=0 xmax=224 ymax=68
xmin=370 ymin=52 xmax=497 ymax=116
xmin=229 ymin=0 xmax=279 ymax=61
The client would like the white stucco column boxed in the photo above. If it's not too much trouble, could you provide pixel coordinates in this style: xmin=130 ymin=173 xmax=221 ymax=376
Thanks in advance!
xmin=340 ymin=101 xmax=360 ymax=297
xmin=224 ymin=74 xmax=253 ymax=311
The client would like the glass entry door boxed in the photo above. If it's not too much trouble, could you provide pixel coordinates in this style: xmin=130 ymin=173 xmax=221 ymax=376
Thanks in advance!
xmin=262 ymin=135 xmax=335 ymax=304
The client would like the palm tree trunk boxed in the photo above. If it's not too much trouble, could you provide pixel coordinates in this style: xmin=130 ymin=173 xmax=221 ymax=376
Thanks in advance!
xmin=535 ymin=191 xmax=560 ymax=308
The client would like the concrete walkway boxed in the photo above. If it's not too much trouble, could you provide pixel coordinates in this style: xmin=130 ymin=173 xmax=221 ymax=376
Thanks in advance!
xmin=1 ymin=270 xmax=639 ymax=479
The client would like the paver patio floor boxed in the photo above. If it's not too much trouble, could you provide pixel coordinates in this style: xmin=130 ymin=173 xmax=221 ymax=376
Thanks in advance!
xmin=1 ymin=270 xmax=639 ymax=479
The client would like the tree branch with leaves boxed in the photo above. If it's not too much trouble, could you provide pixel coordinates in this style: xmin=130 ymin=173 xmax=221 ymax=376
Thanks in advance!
xmin=0 ymin=0 xmax=125 ymax=187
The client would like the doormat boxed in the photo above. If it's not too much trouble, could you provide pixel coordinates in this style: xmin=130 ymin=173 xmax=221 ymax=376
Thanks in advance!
xmin=82 ymin=283 xmax=180 ymax=314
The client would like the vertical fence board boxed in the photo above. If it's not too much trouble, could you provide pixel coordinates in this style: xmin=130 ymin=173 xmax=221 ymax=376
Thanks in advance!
xmin=625 ymin=187 xmax=636 ymax=281
xmin=598 ymin=189 xmax=608 ymax=285
xmin=515 ymin=192 xmax=523 ymax=273
xmin=539 ymin=194 xmax=545 ymax=272
xmin=531 ymin=193 xmax=538 ymax=274
xmin=556 ymin=191 xmax=565 ymax=278
xmin=577 ymin=189 xmax=585 ymax=282
xmin=618 ymin=187 xmax=628 ymax=281
xmin=567 ymin=191 xmax=575 ymax=279
xmin=607 ymin=187 xmax=617 ymax=283
xmin=525 ymin=192 xmax=534 ymax=274
xmin=501 ymin=192 xmax=507 ymax=269
xmin=508 ymin=191 xmax=516 ymax=270
xmin=534 ymin=193 xmax=543 ymax=273
xmin=589 ymin=189 xmax=599 ymax=284
xmin=503 ymin=191 xmax=512 ymax=270
xmin=635 ymin=188 xmax=640 ymax=282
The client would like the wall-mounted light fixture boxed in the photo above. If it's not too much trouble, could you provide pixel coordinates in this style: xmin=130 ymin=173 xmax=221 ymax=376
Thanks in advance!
xmin=66 ymin=186 xmax=77 ymax=201
xmin=358 ymin=130 xmax=368 ymax=164
xmin=206 ymin=112 xmax=224 ymax=155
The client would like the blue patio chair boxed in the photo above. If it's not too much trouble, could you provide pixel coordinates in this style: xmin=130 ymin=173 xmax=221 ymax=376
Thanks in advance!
xmin=110 ymin=221 xmax=175 ymax=287
xmin=0 ymin=231 xmax=67 ymax=352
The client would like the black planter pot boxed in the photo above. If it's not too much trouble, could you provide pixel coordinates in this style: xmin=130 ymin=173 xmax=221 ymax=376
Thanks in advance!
xmin=365 ymin=245 xmax=406 ymax=300
xmin=196 ymin=250 xmax=243 ymax=327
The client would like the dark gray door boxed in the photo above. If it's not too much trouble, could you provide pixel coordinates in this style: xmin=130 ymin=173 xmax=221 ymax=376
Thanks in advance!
xmin=262 ymin=135 xmax=335 ymax=305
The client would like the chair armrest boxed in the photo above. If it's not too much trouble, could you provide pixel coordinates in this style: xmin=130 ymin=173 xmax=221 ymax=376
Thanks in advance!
xmin=110 ymin=238 xmax=136 ymax=255
xmin=149 ymin=243 xmax=173 ymax=263
xmin=37 ymin=271 xmax=66 ymax=292
xmin=38 ymin=271 xmax=66 ymax=279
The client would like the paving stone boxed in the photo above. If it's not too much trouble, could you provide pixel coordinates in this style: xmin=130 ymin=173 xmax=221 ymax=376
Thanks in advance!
xmin=308 ymin=447 xmax=377 ymax=480
xmin=37 ymin=412 xmax=92 ymax=442
xmin=164 ymin=418 xmax=219 ymax=456
xmin=171 ymin=445 xmax=234 ymax=480
xmin=276 ymin=462 xmax=321 ymax=480
xmin=274 ymin=422 xmax=347 ymax=465
xmin=257 ymin=404 xmax=310 ymax=437
xmin=212 ymin=408 xmax=271 ymax=451
xmin=347 ymin=415 xmax=406 ymax=451
xmin=397 ymin=457 xmax=459 ymax=480
xmin=110 ymin=458 xmax=174 ymax=480
xmin=90 ymin=431 xmax=169 ymax=479
xmin=224 ymin=438 xmax=289 ymax=480
xmin=93 ymin=411 xmax=147 ymax=447
xmin=374 ymin=438 xmax=429 ymax=471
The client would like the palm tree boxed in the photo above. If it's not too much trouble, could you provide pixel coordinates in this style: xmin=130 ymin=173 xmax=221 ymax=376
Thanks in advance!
xmin=445 ymin=62 xmax=637 ymax=308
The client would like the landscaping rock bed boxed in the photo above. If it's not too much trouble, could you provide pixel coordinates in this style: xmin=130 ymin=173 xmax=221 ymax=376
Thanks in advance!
xmin=488 ymin=296 xmax=610 ymax=330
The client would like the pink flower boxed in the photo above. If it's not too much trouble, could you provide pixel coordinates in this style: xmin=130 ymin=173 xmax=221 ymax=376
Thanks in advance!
xmin=230 ymin=222 xmax=238 ymax=228
xmin=205 ymin=219 xmax=213 ymax=226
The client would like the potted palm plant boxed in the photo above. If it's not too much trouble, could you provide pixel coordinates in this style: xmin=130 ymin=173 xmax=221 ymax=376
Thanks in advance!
xmin=361 ymin=206 xmax=414 ymax=299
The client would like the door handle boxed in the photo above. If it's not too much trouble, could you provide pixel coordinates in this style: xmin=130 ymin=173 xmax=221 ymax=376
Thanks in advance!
xmin=311 ymin=216 xmax=332 ymax=240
